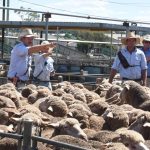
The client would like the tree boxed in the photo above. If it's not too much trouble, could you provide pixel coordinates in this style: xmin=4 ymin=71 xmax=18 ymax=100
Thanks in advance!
xmin=14 ymin=6 xmax=40 ymax=21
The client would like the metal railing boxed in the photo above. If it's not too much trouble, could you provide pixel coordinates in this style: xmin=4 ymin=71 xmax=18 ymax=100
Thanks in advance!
xmin=0 ymin=120 xmax=88 ymax=150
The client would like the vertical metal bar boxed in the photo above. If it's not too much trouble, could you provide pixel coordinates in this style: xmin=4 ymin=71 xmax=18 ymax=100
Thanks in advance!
xmin=32 ymin=140 xmax=38 ymax=150
xmin=22 ymin=120 xmax=32 ymax=150
xmin=1 ymin=0 xmax=5 ymax=59
xmin=56 ymin=26 xmax=59 ymax=64
xmin=45 ymin=17 xmax=48 ymax=40
xmin=110 ymin=30 xmax=113 ymax=67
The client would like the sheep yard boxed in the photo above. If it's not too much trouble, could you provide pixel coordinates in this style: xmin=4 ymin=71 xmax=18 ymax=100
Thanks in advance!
xmin=0 ymin=79 xmax=150 ymax=150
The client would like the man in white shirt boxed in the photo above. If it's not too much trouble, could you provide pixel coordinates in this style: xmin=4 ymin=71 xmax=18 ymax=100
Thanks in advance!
xmin=33 ymin=41 xmax=55 ymax=90
xmin=109 ymin=32 xmax=147 ymax=86
xmin=7 ymin=28 xmax=55 ymax=89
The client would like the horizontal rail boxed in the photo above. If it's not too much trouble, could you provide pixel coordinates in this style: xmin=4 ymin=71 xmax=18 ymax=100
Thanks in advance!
xmin=0 ymin=132 xmax=23 ymax=139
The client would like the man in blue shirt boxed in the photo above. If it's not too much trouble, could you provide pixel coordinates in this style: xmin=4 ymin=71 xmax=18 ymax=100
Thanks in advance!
xmin=141 ymin=35 xmax=150 ymax=86
xmin=109 ymin=32 xmax=147 ymax=86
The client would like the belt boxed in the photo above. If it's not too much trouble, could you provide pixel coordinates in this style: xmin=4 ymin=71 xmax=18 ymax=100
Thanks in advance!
xmin=8 ymin=78 xmax=26 ymax=83
xmin=122 ymin=78 xmax=141 ymax=82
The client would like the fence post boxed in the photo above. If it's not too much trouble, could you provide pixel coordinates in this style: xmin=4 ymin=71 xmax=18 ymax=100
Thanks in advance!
xmin=22 ymin=120 xmax=33 ymax=150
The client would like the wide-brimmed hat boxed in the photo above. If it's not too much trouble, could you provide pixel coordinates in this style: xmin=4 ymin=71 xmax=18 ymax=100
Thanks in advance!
xmin=142 ymin=34 xmax=150 ymax=42
xmin=18 ymin=28 xmax=36 ymax=40
xmin=41 ymin=40 xmax=49 ymax=45
xmin=121 ymin=32 xmax=141 ymax=45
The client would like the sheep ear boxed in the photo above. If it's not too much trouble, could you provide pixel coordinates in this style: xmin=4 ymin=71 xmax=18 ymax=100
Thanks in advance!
xmin=107 ymin=112 xmax=113 ymax=118
xmin=48 ymin=106 xmax=53 ymax=112
xmin=124 ymin=84 xmax=130 ymax=90
xmin=49 ymin=122 xmax=60 ymax=128
xmin=143 ymin=122 xmax=150 ymax=127
xmin=8 ymin=124 xmax=14 ymax=132
xmin=67 ymin=112 xmax=73 ymax=117
xmin=10 ymin=117 xmax=22 ymax=123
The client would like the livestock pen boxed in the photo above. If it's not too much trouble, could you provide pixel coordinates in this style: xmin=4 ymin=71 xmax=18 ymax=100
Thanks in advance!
xmin=0 ymin=120 xmax=87 ymax=150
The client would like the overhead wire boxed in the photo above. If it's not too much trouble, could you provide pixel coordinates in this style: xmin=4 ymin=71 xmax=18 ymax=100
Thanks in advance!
xmin=8 ymin=0 xmax=150 ymax=24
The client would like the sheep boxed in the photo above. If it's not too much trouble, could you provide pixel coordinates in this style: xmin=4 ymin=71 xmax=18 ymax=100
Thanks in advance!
xmin=0 ymin=83 xmax=16 ymax=91
xmin=116 ymin=128 xmax=149 ymax=150
xmin=88 ymin=100 xmax=109 ymax=116
xmin=88 ymin=115 xmax=105 ymax=131
xmin=49 ymin=135 xmax=95 ymax=150
xmin=0 ymin=89 xmax=22 ymax=108
xmin=83 ymin=128 xmax=97 ymax=139
xmin=52 ymin=88 xmax=66 ymax=97
xmin=28 ymin=88 xmax=52 ymax=104
xmin=105 ymin=142 xmax=129 ymax=150
xmin=68 ymin=103 xmax=92 ymax=128
xmin=17 ymin=104 xmax=42 ymax=117
xmin=89 ymin=130 xmax=120 ymax=143
xmin=120 ymin=104 xmax=145 ymax=125
xmin=0 ymin=138 xmax=18 ymax=150
xmin=49 ymin=118 xmax=88 ymax=141
xmin=120 ymin=80 xmax=150 ymax=110
xmin=0 ymin=124 xmax=13 ymax=133
xmin=61 ymin=93 xmax=75 ymax=106
xmin=0 ymin=110 xmax=9 ymax=124
xmin=102 ymin=105 xmax=129 ymax=131
xmin=0 ymin=95 xmax=16 ymax=109
xmin=21 ymin=84 xmax=36 ymax=98
xmin=129 ymin=112 xmax=150 ymax=140
xmin=38 ymin=95 xmax=68 ymax=117
xmin=105 ymin=84 xmax=122 ymax=99
xmin=82 ymin=90 xmax=101 ymax=104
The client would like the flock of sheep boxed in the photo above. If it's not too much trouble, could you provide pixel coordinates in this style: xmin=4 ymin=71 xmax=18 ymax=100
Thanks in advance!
xmin=0 ymin=78 xmax=150 ymax=150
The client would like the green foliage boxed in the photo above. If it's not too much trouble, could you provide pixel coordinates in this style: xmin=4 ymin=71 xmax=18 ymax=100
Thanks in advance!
xmin=14 ymin=6 xmax=41 ymax=21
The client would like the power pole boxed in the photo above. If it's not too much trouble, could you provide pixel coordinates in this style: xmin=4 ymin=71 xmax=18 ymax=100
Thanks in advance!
xmin=1 ymin=0 xmax=6 ymax=59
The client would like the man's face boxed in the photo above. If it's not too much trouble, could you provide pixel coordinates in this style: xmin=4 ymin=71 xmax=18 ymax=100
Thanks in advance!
xmin=143 ymin=40 xmax=150 ymax=49
xmin=126 ymin=38 xmax=136 ymax=47
xmin=22 ymin=36 xmax=34 ymax=46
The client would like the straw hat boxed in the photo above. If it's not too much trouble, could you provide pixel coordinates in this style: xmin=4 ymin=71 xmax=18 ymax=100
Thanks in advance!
xmin=18 ymin=28 xmax=36 ymax=39
xmin=41 ymin=40 xmax=49 ymax=45
xmin=142 ymin=34 xmax=150 ymax=42
xmin=121 ymin=32 xmax=141 ymax=45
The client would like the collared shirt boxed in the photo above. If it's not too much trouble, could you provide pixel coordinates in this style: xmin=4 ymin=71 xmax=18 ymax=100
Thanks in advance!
xmin=112 ymin=47 xmax=147 ymax=79
xmin=33 ymin=53 xmax=54 ymax=81
xmin=7 ymin=42 xmax=32 ymax=81
xmin=141 ymin=47 xmax=150 ymax=77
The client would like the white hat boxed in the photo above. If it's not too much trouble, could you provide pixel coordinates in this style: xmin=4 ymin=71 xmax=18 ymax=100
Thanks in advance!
xmin=121 ymin=32 xmax=141 ymax=45
xmin=142 ymin=35 xmax=150 ymax=42
xmin=19 ymin=28 xmax=35 ymax=39
xmin=41 ymin=40 xmax=49 ymax=45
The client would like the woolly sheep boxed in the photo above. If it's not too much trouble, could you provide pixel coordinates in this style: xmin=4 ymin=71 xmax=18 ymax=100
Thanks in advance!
xmin=102 ymin=105 xmax=129 ymax=131
xmin=49 ymin=135 xmax=95 ymax=150
xmin=120 ymin=81 xmax=150 ymax=110
xmin=0 ymin=95 xmax=16 ymax=109
xmin=49 ymin=118 xmax=88 ymax=141
xmin=0 ymin=138 xmax=18 ymax=150
xmin=90 ymin=130 xmax=120 ymax=143
xmin=116 ymin=128 xmax=149 ymax=150
xmin=38 ymin=95 xmax=68 ymax=117
xmin=88 ymin=115 xmax=105 ymax=131
xmin=129 ymin=112 xmax=150 ymax=140
xmin=88 ymin=100 xmax=109 ymax=116
xmin=105 ymin=84 xmax=122 ymax=99
xmin=0 ymin=89 xmax=22 ymax=108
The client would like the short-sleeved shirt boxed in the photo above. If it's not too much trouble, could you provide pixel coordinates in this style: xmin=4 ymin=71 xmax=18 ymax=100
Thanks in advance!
xmin=141 ymin=48 xmax=150 ymax=77
xmin=112 ymin=47 xmax=147 ymax=79
xmin=33 ymin=53 xmax=54 ymax=81
xmin=7 ymin=42 xmax=32 ymax=81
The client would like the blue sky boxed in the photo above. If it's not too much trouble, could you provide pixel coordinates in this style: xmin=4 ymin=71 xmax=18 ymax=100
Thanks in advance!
xmin=2 ymin=0 xmax=150 ymax=26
